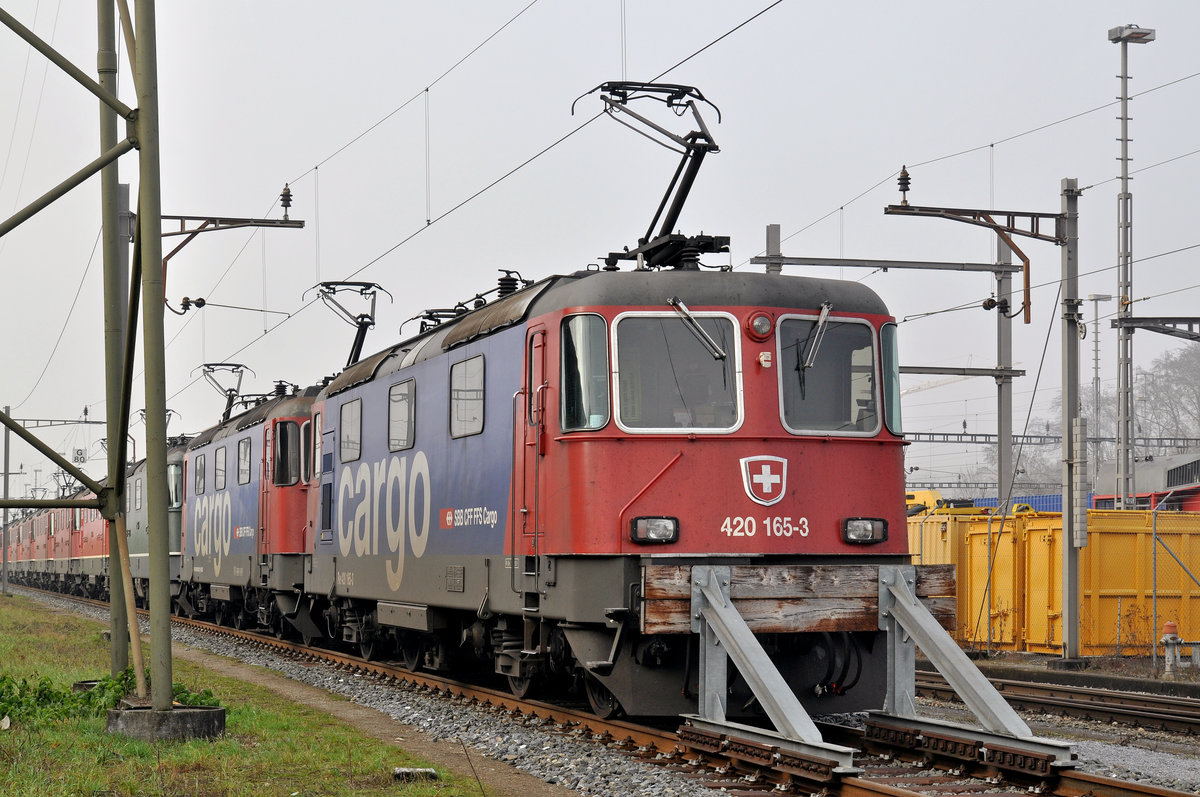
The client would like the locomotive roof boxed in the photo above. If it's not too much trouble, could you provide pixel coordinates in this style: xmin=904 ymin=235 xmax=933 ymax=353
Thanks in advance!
xmin=320 ymin=268 xmax=890 ymax=399
xmin=187 ymin=385 xmax=321 ymax=450
xmin=526 ymin=268 xmax=890 ymax=317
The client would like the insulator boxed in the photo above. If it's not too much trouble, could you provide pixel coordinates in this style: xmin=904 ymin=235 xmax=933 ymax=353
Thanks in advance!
xmin=677 ymin=243 xmax=700 ymax=270
xmin=497 ymin=274 xmax=519 ymax=297
xmin=897 ymin=166 xmax=911 ymax=201
xmin=280 ymin=183 xmax=292 ymax=209
xmin=274 ymin=381 xmax=288 ymax=396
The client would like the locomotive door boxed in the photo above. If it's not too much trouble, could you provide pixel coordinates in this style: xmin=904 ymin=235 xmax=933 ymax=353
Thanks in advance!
xmin=516 ymin=326 xmax=547 ymax=560
xmin=259 ymin=425 xmax=271 ymax=560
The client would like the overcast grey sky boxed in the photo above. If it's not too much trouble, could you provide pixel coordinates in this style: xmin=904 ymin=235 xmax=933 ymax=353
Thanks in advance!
xmin=2 ymin=1 xmax=1199 ymax=499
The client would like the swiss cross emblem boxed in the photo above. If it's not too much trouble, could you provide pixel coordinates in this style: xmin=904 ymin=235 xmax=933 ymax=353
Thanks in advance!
xmin=740 ymin=456 xmax=787 ymax=506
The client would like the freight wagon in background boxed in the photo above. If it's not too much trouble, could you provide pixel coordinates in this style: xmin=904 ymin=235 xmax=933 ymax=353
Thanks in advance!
xmin=908 ymin=508 xmax=1200 ymax=656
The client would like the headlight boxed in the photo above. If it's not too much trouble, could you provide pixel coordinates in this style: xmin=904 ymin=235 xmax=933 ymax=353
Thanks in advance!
xmin=842 ymin=517 xmax=887 ymax=544
xmin=746 ymin=312 xmax=773 ymax=341
xmin=631 ymin=516 xmax=679 ymax=544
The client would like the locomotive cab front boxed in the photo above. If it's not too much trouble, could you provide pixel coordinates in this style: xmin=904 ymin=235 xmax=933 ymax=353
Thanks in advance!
xmin=509 ymin=268 xmax=936 ymax=719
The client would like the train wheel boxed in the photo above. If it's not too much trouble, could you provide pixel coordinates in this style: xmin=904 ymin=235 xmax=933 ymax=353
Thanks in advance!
xmin=359 ymin=637 xmax=377 ymax=661
xmin=506 ymin=674 xmax=538 ymax=700
xmin=399 ymin=638 xmax=422 ymax=671
xmin=584 ymin=674 xmax=622 ymax=719
xmin=232 ymin=609 xmax=246 ymax=631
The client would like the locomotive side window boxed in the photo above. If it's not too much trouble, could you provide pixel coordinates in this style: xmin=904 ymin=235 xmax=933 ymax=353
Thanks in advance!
xmin=135 ymin=477 xmax=143 ymax=510
xmin=301 ymin=420 xmax=312 ymax=483
xmin=450 ymin=355 xmax=485 ymax=438
xmin=214 ymin=446 xmax=227 ymax=491
xmin=614 ymin=314 xmax=739 ymax=432
xmin=167 ymin=462 xmax=183 ymax=509
xmin=314 ymin=410 xmax=324 ymax=472
xmin=340 ymin=399 xmax=362 ymax=462
xmin=881 ymin=323 xmax=903 ymax=435
xmin=274 ymin=421 xmax=301 ymax=486
xmin=238 ymin=437 xmax=252 ymax=484
xmin=195 ymin=454 xmax=206 ymax=494
xmin=388 ymin=380 xmax=415 ymax=451
xmin=561 ymin=314 xmax=609 ymax=431
xmin=777 ymin=317 xmax=877 ymax=435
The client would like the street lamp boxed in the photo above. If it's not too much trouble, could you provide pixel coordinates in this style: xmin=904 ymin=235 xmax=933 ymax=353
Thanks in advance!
xmin=1109 ymin=24 xmax=1155 ymax=509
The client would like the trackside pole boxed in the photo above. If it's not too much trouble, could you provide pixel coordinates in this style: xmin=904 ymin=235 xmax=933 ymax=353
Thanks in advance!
xmin=98 ymin=0 xmax=130 ymax=678
xmin=133 ymin=0 xmax=174 ymax=712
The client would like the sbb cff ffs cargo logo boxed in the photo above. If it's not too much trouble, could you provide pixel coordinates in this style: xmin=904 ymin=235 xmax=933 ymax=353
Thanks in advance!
xmin=740 ymin=456 xmax=787 ymax=506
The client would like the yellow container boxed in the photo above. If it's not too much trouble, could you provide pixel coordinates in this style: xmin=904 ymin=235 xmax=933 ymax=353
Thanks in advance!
xmin=1020 ymin=513 xmax=1064 ymax=654
xmin=961 ymin=514 xmax=1025 ymax=650
xmin=909 ymin=509 xmax=1200 ymax=655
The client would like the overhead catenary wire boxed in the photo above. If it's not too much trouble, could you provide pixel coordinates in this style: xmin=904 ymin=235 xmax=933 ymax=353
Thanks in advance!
xmin=0 ymin=2 xmax=38 ymax=211
xmin=157 ymin=0 xmax=553 ymax=360
xmin=156 ymin=2 xmax=791 ymax=405
xmin=969 ymin=281 xmax=1060 ymax=641
xmin=91 ymin=1 xmax=555 ymax=413
xmin=0 ymin=0 xmax=61 ymax=263
xmin=287 ymin=0 xmax=542 ymax=186
xmin=739 ymin=70 xmax=1200 ymax=270
xmin=156 ymin=7 xmax=1192 ymax=407
xmin=901 ymin=240 xmax=1200 ymax=325
xmin=12 ymin=226 xmax=102 ymax=411
xmin=65 ymin=9 xmax=1195 ymax=450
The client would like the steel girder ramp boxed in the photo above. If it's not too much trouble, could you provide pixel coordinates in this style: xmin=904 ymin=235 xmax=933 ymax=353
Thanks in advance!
xmin=680 ymin=565 xmax=859 ymax=770
xmin=874 ymin=564 xmax=1074 ymax=771
xmin=680 ymin=563 xmax=1075 ymax=775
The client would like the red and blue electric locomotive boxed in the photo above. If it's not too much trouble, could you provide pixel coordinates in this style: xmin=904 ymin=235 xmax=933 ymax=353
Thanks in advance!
xmin=293 ymin=263 xmax=911 ymax=718
xmin=177 ymin=384 xmax=317 ymax=632
xmin=4 ymin=83 xmax=955 ymax=727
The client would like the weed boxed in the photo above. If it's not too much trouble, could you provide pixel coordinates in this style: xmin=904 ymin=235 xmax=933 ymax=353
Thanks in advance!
xmin=0 ymin=667 xmax=218 ymax=727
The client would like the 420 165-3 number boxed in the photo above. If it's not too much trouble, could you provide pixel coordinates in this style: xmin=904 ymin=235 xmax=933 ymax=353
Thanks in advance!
xmin=720 ymin=516 xmax=809 ymax=537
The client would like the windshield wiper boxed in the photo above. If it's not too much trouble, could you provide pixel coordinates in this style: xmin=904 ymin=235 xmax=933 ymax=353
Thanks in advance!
xmin=795 ymin=302 xmax=832 ymax=399
xmin=667 ymin=296 xmax=726 ymax=360
xmin=802 ymin=302 xmax=832 ymax=369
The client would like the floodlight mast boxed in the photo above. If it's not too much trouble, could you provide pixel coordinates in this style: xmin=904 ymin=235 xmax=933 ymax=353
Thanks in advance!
xmin=574 ymin=81 xmax=728 ymax=270
xmin=1109 ymin=23 xmax=1155 ymax=510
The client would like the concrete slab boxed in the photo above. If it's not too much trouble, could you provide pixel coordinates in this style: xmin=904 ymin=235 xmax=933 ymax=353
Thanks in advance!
xmin=106 ymin=705 xmax=226 ymax=742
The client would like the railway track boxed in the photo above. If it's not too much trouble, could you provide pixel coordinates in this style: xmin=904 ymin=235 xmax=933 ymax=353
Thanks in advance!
xmin=916 ymin=669 xmax=1200 ymax=735
xmin=20 ymin=587 xmax=1200 ymax=796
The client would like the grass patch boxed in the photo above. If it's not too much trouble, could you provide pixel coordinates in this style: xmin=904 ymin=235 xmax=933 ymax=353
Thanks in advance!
xmin=0 ymin=593 xmax=481 ymax=795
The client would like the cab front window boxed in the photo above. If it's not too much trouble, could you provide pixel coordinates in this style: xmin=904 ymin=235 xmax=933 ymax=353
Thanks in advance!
xmin=614 ymin=313 xmax=739 ymax=432
xmin=778 ymin=316 xmax=877 ymax=434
